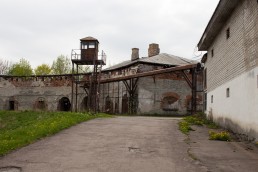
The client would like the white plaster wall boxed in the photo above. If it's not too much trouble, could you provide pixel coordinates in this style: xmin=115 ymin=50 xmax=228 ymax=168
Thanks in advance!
xmin=206 ymin=67 xmax=258 ymax=140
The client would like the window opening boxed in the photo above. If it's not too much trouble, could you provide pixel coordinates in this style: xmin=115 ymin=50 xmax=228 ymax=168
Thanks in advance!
xmin=226 ymin=88 xmax=230 ymax=97
xmin=226 ymin=28 xmax=230 ymax=39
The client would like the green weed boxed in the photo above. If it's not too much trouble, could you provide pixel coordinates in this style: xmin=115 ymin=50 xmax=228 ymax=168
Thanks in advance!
xmin=178 ymin=112 xmax=219 ymax=135
xmin=178 ymin=121 xmax=193 ymax=134
xmin=209 ymin=130 xmax=231 ymax=141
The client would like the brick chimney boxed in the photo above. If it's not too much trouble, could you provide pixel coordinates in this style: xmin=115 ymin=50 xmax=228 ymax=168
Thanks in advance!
xmin=148 ymin=43 xmax=160 ymax=57
xmin=131 ymin=48 xmax=139 ymax=61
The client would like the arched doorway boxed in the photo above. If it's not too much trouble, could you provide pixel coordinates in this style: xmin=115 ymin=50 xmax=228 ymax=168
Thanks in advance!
xmin=9 ymin=97 xmax=18 ymax=111
xmin=35 ymin=97 xmax=47 ymax=110
xmin=9 ymin=101 xmax=15 ymax=110
xmin=105 ymin=96 xmax=113 ymax=113
xmin=58 ymin=97 xmax=71 ymax=111
xmin=81 ymin=96 xmax=88 ymax=111
xmin=122 ymin=94 xmax=128 ymax=114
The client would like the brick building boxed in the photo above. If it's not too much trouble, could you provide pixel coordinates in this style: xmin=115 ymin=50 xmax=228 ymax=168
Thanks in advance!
xmin=198 ymin=0 xmax=258 ymax=140
xmin=0 ymin=43 xmax=201 ymax=115
xmin=98 ymin=44 xmax=201 ymax=115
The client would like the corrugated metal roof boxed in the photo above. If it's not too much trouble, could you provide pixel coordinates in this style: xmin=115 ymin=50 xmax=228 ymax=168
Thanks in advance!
xmin=103 ymin=60 xmax=137 ymax=71
xmin=139 ymin=53 xmax=196 ymax=66
xmin=104 ymin=53 xmax=197 ymax=71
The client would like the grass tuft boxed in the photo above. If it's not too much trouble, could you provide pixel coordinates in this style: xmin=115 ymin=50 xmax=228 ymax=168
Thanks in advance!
xmin=0 ymin=111 xmax=111 ymax=156
xmin=178 ymin=121 xmax=193 ymax=134
xmin=209 ymin=130 xmax=231 ymax=141
xmin=178 ymin=112 xmax=219 ymax=135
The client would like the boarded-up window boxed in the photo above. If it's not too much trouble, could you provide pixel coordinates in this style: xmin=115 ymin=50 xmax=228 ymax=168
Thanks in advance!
xmin=37 ymin=97 xmax=46 ymax=110
xmin=161 ymin=96 xmax=179 ymax=111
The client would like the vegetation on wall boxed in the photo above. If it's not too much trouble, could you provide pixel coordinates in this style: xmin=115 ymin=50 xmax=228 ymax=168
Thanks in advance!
xmin=35 ymin=64 xmax=52 ymax=75
xmin=0 ymin=59 xmax=12 ymax=75
xmin=0 ymin=54 xmax=93 ymax=76
xmin=51 ymin=55 xmax=71 ymax=75
xmin=8 ymin=58 xmax=33 ymax=76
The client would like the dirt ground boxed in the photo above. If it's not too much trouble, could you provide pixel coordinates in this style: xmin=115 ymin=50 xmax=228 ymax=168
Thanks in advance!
xmin=0 ymin=116 xmax=257 ymax=172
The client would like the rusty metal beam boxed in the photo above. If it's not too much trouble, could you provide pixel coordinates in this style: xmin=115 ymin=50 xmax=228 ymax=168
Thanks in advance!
xmin=181 ymin=70 xmax=192 ymax=89
xmin=132 ymin=78 xmax=139 ymax=93
xmin=79 ymin=64 xmax=197 ymax=84
xmin=123 ymin=80 xmax=130 ymax=91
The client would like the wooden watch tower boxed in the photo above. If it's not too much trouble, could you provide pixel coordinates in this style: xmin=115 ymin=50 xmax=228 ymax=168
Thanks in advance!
xmin=71 ymin=36 xmax=106 ymax=113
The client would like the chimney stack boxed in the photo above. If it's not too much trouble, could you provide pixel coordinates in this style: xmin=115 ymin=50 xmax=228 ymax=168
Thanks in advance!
xmin=148 ymin=43 xmax=160 ymax=57
xmin=131 ymin=48 xmax=139 ymax=61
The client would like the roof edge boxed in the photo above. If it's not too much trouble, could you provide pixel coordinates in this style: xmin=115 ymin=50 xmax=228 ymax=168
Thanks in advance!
xmin=197 ymin=0 xmax=242 ymax=51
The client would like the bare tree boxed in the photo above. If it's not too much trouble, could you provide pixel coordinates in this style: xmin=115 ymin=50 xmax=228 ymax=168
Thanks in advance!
xmin=0 ymin=59 xmax=12 ymax=75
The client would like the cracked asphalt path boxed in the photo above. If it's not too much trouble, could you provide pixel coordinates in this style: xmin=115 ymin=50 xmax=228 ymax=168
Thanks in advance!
xmin=0 ymin=117 xmax=204 ymax=172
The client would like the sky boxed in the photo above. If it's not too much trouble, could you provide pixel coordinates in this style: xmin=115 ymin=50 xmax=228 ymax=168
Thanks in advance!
xmin=0 ymin=0 xmax=220 ymax=68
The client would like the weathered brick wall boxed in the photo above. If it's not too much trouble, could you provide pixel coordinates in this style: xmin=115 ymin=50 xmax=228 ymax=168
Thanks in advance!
xmin=0 ymin=76 xmax=79 ymax=111
xmin=0 ymin=63 xmax=196 ymax=115
xmin=137 ymin=75 xmax=192 ymax=115
xmin=98 ymin=64 xmax=194 ymax=115
xmin=205 ymin=0 xmax=258 ymax=92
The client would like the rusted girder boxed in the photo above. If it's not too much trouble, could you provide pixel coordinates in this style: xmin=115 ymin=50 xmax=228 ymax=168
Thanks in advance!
xmin=79 ymin=64 xmax=197 ymax=85
xmin=181 ymin=70 xmax=192 ymax=89
xmin=123 ymin=78 xmax=139 ymax=114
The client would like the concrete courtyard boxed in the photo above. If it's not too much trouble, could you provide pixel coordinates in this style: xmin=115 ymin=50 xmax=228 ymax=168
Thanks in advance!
xmin=0 ymin=116 xmax=257 ymax=172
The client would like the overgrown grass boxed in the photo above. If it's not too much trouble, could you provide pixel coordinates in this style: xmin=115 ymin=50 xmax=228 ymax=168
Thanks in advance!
xmin=178 ymin=112 xmax=219 ymax=135
xmin=0 ymin=111 xmax=111 ymax=156
xmin=209 ymin=131 xmax=231 ymax=141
